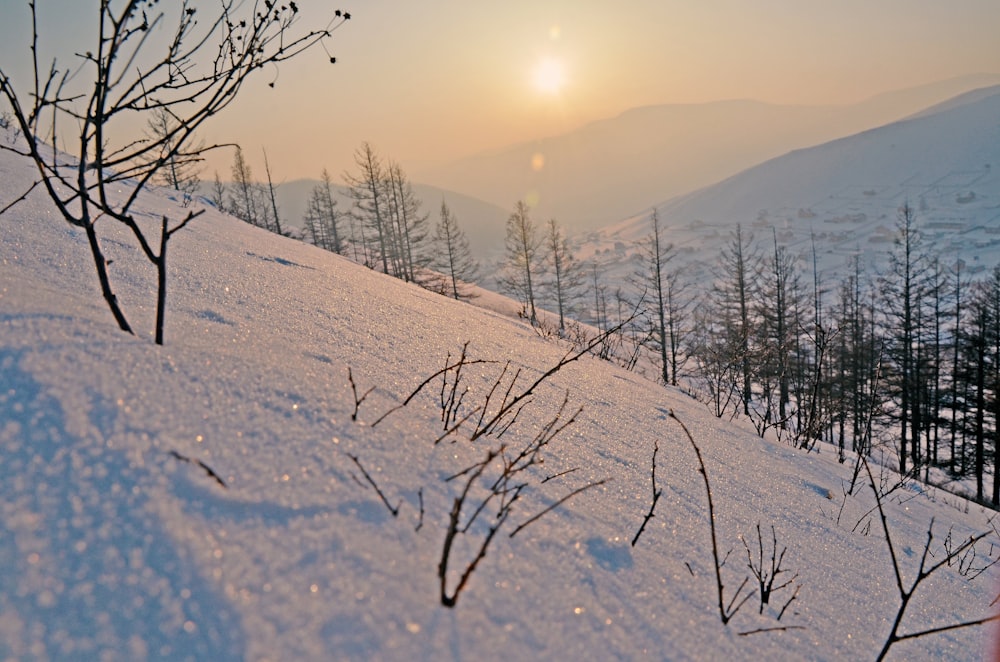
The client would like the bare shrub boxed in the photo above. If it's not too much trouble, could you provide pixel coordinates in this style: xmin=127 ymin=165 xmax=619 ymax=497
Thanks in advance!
xmin=858 ymin=457 xmax=1000 ymax=661
xmin=741 ymin=523 xmax=799 ymax=617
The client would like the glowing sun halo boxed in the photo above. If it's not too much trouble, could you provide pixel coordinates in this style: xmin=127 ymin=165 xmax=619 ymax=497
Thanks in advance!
xmin=532 ymin=57 xmax=566 ymax=95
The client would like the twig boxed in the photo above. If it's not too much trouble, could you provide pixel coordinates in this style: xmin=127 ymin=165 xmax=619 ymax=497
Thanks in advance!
xmin=509 ymin=479 xmax=608 ymax=538
xmin=541 ymin=467 xmax=579 ymax=484
xmin=348 ymin=367 xmax=374 ymax=422
xmin=346 ymin=453 xmax=399 ymax=517
xmin=415 ymin=488 xmax=424 ymax=532
xmin=370 ymin=353 xmax=493 ymax=428
xmin=632 ymin=439 xmax=663 ymax=547
xmin=472 ymin=312 xmax=642 ymax=441
xmin=668 ymin=409 xmax=749 ymax=625
xmin=0 ymin=179 xmax=41 ymax=216
xmin=861 ymin=456 xmax=996 ymax=661
xmin=737 ymin=625 xmax=806 ymax=637
xmin=168 ymin=449 xmax=226 ymax=488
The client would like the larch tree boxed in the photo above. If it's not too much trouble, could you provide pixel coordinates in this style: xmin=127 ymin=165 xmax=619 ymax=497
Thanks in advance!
xmin=385 ymin=161 xmax=430 ymax=283
xmin=635 ymin=209 xmax=682 ymax=385
xmin=261 ymin=148 xmax=284 ymax=236
xmin=433 ymin=200 xmax=479 ymax=300
xmin=756 ymin=228 xmax=801 ymax=431
xmin=344 ymin=142 xmax=390 ymax=273
xmin=146 ymin=108 xmax=202 ymax=205
xmin=543 ymin=218 xmax=585 ymax=333
xmin=499 ymin=200 xmax=542 ymax=324
xmin=209 ymin=171 xmax=227 ymax=213
xmin=229 ymin=146 xmax=263 ymax=229
xmin=712 ymin=224 xmax=760 ymax=416
xmin=882 ymin=203 xmax=930 ymax=475
xmin=303 ymin=168 xmax=343 ymax=254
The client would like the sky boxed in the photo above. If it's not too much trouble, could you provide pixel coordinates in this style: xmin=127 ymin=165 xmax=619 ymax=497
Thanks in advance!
xmin=1 ymin=0 xmax=999 ymax=184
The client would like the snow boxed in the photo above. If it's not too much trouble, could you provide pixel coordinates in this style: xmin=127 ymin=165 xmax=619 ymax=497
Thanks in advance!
xmin=1 ymin=137 xmax=998 ymax=660
xmin=578 ymin=87 xmax=1000 ymax=283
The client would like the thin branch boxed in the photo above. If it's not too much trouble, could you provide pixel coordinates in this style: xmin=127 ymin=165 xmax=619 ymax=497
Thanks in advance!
xmin=348 ymin=366 xmax=375 ymax=422
xmin=668 ymin=409 xmax=748 ymax=625
xmin=632 ymin=439 xmax=663 ymax=547
xmin=370 ymin=354 xmax=493 ymax=428
xmin=346 ymin=453 xmax=399 ymax=517
xmin=737 ymin=625 xmax=806 ymax=637
xmin=168 ymin=449 xmax=226 ymax=488
xmin=541 ymin=467 xmax=579 ymax=484
xmin=0 ymin=179 xmax=41 ymax=216
xmin=509 ymin=479 xmax=607 ymax=538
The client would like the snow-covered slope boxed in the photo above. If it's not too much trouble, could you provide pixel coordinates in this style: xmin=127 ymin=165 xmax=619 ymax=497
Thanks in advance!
xmin=1 ymin=139 xmax=998 ymax=660
xmin=580 ymin=86 xmax=1000 ymax=281
xmin=259 ymin=178 xmax=510 ymax=262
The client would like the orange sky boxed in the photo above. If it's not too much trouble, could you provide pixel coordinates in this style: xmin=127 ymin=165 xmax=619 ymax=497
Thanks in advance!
xmin=2 ymin=1 xmax=999 ymax=184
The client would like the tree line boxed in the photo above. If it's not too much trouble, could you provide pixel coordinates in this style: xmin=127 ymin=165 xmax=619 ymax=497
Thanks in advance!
xmin=142 ymin=107 xmax=1000 ymax=508
xmin=573 ymin=202 xmax=1000 ymax=507
xmin=210 ymin=141 xmax=481 ymax=302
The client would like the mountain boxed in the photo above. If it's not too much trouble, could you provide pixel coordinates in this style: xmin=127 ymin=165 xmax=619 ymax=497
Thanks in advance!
xmin=578 ymin=85 xmax=1000 ymax=282
xmin=415 ymin=74 xmax=1000 ymax=234
xmin=2 ymin=128 xmax=996 ymax=659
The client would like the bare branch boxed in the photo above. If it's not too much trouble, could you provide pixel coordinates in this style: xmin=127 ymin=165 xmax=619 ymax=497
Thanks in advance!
xmin=346 ymin=453 xmax=400 ymax=518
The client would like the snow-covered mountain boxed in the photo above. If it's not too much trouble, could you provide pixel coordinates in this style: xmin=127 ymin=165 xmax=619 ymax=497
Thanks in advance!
xmin=417 ymin=75 xmax=1000 ymax=235
xmin=1 ymin=133 xmax=997 ymax=659
xmin=580 ymin=85 xmax=1000 ymax=283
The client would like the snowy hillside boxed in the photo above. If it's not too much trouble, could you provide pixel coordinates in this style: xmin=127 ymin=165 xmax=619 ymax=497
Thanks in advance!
xmin=580 ymin=86 xmax=1000 ymax=281
xmin=1 ymin=140 xmax=999 ymax=660
xmin=253 ymin=178 xmax=509 ymax=262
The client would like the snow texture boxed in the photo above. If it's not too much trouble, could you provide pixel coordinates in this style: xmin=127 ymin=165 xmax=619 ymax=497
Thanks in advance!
xmin=1 ymin=136 xmax=998 ymax=660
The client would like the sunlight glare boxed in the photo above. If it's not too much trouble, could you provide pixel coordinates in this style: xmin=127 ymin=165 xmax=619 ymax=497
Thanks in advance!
xmin=532 ymin=57 xmax=566 ymax=95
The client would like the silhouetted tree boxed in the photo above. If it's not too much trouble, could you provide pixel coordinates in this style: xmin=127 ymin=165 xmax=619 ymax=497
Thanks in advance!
xmin=0 ymin=1 xmax=351 ymax=343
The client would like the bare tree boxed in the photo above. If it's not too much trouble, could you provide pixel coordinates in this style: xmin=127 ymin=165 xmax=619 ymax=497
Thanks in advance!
xmin=499 ymin=200 xmax=542 ymax=324
xmin=146 ymin=108 xmax=202 ymax=205
xmin=433 ymin=200 xmax=479 ymax=300
xmin=229 ymin=145 xmax=264 ymax=229
xmin=636 ymin=209 xmax=689 ymax=385
xmin=209 ymin=170 xmax=227 ymax=212
xmin=712 ymin=224 xmax=761 ymax=416
xmin=385 ymin=160 xmax=430 ymax=283
xmin=303 ymin=168 xmax=343 ymax=254
xmin=882 ymin=203 xmax=930 ymax=474
xmin=261 ymin=147 xmax=284 ymax=236
xmin=541 ymin=218 xmax=585 ymax=333
xmin=344 ymin=142 xmax=389 ymax=272
xmin=0 ymin=1 xmax=351 ymax=343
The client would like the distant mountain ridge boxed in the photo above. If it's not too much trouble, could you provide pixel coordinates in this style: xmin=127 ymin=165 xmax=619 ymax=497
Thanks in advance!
xmin=577 ymin=84 xmax=1000 ymax=284
xmin=415 ymin=74 xmax=1000 ymax=234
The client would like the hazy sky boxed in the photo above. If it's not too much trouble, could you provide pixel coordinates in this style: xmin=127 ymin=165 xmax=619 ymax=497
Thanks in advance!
xmin=2 ymin=0 xmax=999 ymax=183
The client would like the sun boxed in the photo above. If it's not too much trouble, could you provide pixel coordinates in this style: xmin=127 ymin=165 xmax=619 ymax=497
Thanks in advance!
xmin=531 ymin=56 xmax=566 ymax=95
